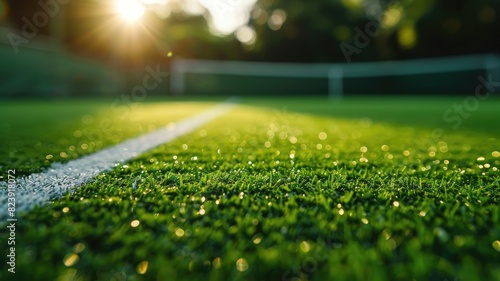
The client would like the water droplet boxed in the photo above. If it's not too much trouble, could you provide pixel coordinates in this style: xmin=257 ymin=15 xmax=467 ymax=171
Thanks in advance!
xmin=300 ymin=241 xmax=311 ymax=252
xmin=213 ymin=257 xmax=222 ymax=269
xmin=137 ymin=261 xmax=149 ymax=274
xmin=175 ymin=228 xmax=185 ymax=237
xmin=253 ymin=236 xmax=262 ymax=244
xmin=73 ymin=243 xmax=85 ymax=253
xmin=236 ymin=258 xmax=249 ymax=272
xmin=492 ymin=240 xmax=500 ymax=251
xmin=63 ymin=253 xmax=79 ymax=267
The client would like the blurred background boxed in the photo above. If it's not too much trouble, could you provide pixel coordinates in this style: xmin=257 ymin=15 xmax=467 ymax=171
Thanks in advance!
xmin=0 ymin=0 xmax=499 ymax=98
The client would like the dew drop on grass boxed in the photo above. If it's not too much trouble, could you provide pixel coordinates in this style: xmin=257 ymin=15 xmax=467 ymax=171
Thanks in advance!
xmin=73 ymin=243 xmax=85 ymax=253
xmin=175 ymin=228 xmax=185 ymax=237
xmin=493 ymin=240 xmax=500 ymax=252
xmin=253 ymin=236 xmax=262 ymax=244
xmin=434 ymin=227 xmax=449 ymax=242
xmin=131 ymin=220 xmax=140 ymax=227
xmin=319 ymin=132 xmax=327 ymax=140
xmin=63 ymin=253 xmax=79 ymax=267
xmin=137 ymin=261 xmax=149 ymax=274
xmin=236 ymin=258 xmax=249 ymax=272
xmin=300 ymin=241 xmax=311 ymax=253
xmin=213 ymin=257 xmax=222 ymax=269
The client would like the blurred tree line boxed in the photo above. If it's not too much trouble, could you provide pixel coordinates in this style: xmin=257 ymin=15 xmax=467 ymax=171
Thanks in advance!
xmin=247 ymin=0 xmax=500 ymax=62
xmin=2 ymin=0 xmax=499 ymax=64
xmin=150 ymin=0 xmax=500 ymax=63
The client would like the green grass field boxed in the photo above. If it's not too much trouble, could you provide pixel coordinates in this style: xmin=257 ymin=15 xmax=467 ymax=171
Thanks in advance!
xmin=1 ymin=97 xmax=499 ymax=281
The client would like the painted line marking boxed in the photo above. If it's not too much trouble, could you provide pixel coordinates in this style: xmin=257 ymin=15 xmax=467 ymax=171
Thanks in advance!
xmin=0 ymin=100 xmax=237 ymax=220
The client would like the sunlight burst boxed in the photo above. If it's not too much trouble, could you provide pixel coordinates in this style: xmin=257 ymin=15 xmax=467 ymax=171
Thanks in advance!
xmin=116 ymin=0 xmax=145 ymax=22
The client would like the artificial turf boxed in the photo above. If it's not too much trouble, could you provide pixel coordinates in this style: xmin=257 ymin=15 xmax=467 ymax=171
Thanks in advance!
xmin=0 ymin=100 xmax=216 ymax=176
xmin=1 ymin=97 xmax=499 ymax=281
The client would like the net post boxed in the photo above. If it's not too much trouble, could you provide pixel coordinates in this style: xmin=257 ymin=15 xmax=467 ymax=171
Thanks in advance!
xmin=170 ymin=58 xmax=185 ymax=95
xmin=328 ymin=66 xmax=344 ymax=99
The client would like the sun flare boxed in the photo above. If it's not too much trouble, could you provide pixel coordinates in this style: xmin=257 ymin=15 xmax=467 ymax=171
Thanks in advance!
xmin=116 ymin=0 xmax=145 ymax=22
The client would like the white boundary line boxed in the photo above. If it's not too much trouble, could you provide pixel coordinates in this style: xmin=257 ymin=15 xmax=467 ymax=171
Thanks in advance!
xmin=0 ymin=100 xmax=237 ymax=220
